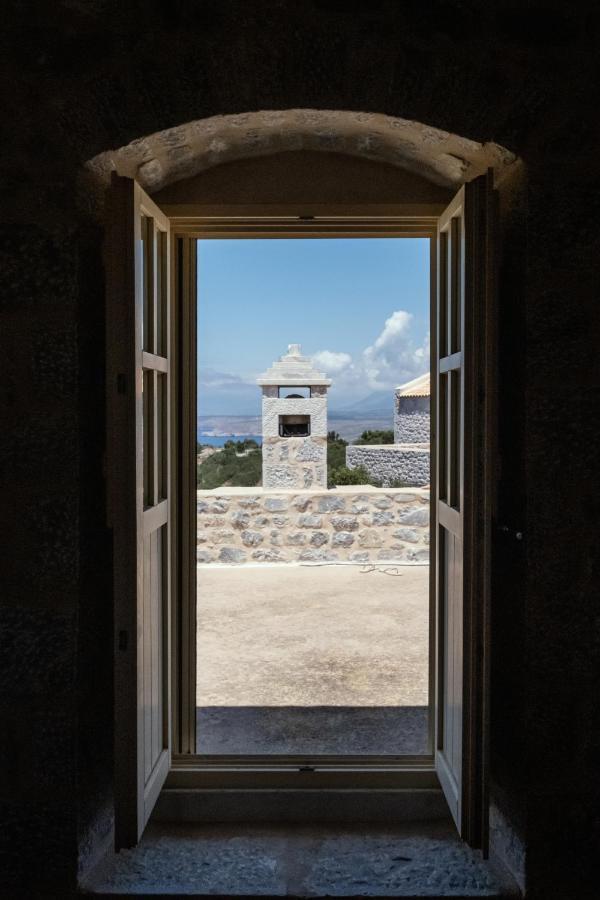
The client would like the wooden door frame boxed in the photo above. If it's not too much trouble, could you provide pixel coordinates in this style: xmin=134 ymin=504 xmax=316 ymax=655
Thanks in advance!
xmin=166 ymin=215 xmax=442 ymax=787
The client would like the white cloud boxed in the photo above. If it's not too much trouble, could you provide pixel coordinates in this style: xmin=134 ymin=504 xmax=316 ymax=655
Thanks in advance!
xmin=311 ymin=309 xmax=429 ymax=399
xmin=311 ymin=350 xmax=352 ymax=373
xmin=198 ymin=310 xmax=429 ymax=413
xmin=370 ymin=310 xmax=412 ymax=350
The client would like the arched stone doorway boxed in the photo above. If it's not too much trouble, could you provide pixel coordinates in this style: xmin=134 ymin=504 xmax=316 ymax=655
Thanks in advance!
xmin=101 ymin=113 xmax=507 ymax=852
xmin=86 ymin=108 xmax=517 ymax=199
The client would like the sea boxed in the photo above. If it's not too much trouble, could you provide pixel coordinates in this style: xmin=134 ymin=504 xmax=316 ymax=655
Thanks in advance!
xmin=197 ymin=433 xmax=263 ymax=447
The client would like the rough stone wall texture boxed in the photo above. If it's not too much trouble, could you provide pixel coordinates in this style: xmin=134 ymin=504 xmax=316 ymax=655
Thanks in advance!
xmin=394 ymin=396 xmax=430 ymax=444
xmin=261 ymin=397 xmax=328 ymax=488
xmin=346 ymin=445 xmax=430 ymax=487
xmin=262 ymin=436 xmax=328 ymax=490
xmin=2 ymin=3 xmax=599 ymax=895
xmin=196 ymin=488 xmax=429 ymax=565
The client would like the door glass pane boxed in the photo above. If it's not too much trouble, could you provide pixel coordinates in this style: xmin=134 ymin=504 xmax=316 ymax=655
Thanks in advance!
xmin=449 ymin=370 xmax=461 ymax=510
xmin=157 ymin=372 xmax=167 ymax=501
xmin=439 ymin=229 xmax=448 ymax=357
xmin=143 ymin=369 xmax=155 ymax=507
xmin=142 ymin=216 xmax=155 ymax=353
xmin=156 ymin=229 xmax=167 ymax=357
xmin=439 ymin=372 xmax=448 ymax=503
xmin=450 ymin=217 xmax=462 ymax=355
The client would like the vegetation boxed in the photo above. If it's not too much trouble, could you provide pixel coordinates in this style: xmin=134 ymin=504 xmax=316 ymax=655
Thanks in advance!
xmin=354 ymin=429 xmax=395 ymax=445
xmin=197 ymin=439 xmax=262 ymax=489
xmin=327 ymin=464 xmax=380 ymax=487
xmin=326 ymin=430 xmax=348 ymax=473
xmin=327 ymin=431 xmax=382 ymax=488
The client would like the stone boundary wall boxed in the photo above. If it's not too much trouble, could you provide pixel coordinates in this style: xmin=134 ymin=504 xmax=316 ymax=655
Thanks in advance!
xmin=346 ymin=444 xmax=430 ymax=487
xmin=197 ymin=486 xmax=429 ymax=565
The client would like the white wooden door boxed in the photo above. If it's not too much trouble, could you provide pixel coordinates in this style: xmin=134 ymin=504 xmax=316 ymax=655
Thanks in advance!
xmin=107 ymin=176 xmax=172 ymax=847
xmin=434 ymin=172 xmax=494 ymax=848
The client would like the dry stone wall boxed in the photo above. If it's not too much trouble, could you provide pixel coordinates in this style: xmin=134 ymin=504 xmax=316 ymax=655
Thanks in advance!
xmin=346 ymin=445 xmax=430 ymax=487
xmin=197 ymin=486 xmax=429 ymax=565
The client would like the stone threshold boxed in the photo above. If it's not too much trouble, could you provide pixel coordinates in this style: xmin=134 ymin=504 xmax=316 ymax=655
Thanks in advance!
xmin=87 ymin=820 xmax=521 ymax=898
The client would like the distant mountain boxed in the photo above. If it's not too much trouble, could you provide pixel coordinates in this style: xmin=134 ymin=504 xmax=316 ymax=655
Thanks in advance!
xmin=332 ymin=390 xmax=394 ymax=416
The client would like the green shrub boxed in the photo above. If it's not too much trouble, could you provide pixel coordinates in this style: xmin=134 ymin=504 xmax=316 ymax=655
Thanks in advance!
xmin=328 ymin=465 xmax=375 ymax=487
xmin=327 ymin=431 xmax=349 ymax=481
xmin=197 ymin=445 xmax=262 ymax=489
xmin=354 ymin=429 xmax=395 ymax=445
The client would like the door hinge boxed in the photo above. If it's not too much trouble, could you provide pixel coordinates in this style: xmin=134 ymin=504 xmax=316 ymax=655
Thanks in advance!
xmin=118 ymin=630 xmax=129 ymax=651
xmin=117 ymin=373 xmax=127 ymax=394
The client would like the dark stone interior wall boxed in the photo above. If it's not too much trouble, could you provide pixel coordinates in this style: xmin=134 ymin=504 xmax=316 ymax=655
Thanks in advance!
xmin=1 ymin=2 xmax=599 ymax=897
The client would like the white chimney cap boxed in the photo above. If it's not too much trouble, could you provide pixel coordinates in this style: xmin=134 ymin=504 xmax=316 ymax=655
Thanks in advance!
xmin=256 ymin=344 xmax=332 ymax=387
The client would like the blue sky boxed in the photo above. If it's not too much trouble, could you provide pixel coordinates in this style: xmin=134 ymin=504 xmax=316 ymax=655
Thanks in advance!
xmin=197 ymin=238 xmax=429 ymax=415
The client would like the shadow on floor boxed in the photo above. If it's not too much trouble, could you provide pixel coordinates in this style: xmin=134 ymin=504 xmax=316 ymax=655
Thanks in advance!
xmin=196 ymin=705 xmax=429 ymax=755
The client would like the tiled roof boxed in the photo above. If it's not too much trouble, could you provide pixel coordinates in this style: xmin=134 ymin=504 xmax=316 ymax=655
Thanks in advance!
xmin=396 ymin=372 xmax=430 ymax=397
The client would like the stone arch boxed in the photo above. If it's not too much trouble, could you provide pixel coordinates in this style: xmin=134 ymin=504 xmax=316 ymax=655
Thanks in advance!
xmin=86 ymin=108 xmax=517 ymax=199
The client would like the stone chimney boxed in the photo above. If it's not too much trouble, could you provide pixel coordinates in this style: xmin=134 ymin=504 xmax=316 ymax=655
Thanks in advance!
xmin=257 ymin=345 xmax=331 ymax=489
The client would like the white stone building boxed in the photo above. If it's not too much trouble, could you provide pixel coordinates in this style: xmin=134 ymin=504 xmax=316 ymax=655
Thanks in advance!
xmin=257 ymin=344 xmax=331 ymax=489
xmin=394 ymin=372 xmax=430 ymax=444
xmin=346 ymin=372 xmax=431 ymax=487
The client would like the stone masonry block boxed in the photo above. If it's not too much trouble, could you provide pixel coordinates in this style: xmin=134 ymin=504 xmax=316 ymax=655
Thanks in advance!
xmin=398 ymin=507 xmax=429 ymax=526
xmin=231 ymin=511 xmax=250 ymax=529
xmin=298 ymin=549 xmax=338 ymax=562
xmin=212 ymin=530 xmax=237 ymax=544
xmin=252 ymin=549 xmax=287 ymax=562
xmin=351 ymin=552 xmax=370 ymax=563
xmin=393 ymin=527 xmax=420 ymax=543
xmin=292 ymin=495 xmax=312 ymax=511
xmin=295 ymin=439 xmax=326 ymax=462
xmin=241 ymin=530 xmax=263 ymax=547
xmin=372 ymin=511 xmax=395 ymax=526
xmin=264 ymin=498 xmax=289 ymax=511
xmin=264 ymin=465 xmax=298 ymax=489
xmin=331 ymin=516 xmax=359 ymax=531
xmin=332 ymin=531 xmax=354 ymax=547
xmin=218 ymin=548 xmax=246 ymax=564
xmin=196 ymin=551 xmax=215 ymax=564
xmin=298 ymin=513 xmax=322 ymax=528
xmin=358 ymin=530 xmax=383 ymax=548
xmin=317 ymin=495 xmax=345 ymax=512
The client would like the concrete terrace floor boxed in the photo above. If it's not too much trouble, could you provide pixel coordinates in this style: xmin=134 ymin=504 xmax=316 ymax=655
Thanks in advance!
xmin=196 ymin=564 xmax=430 ymax=756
